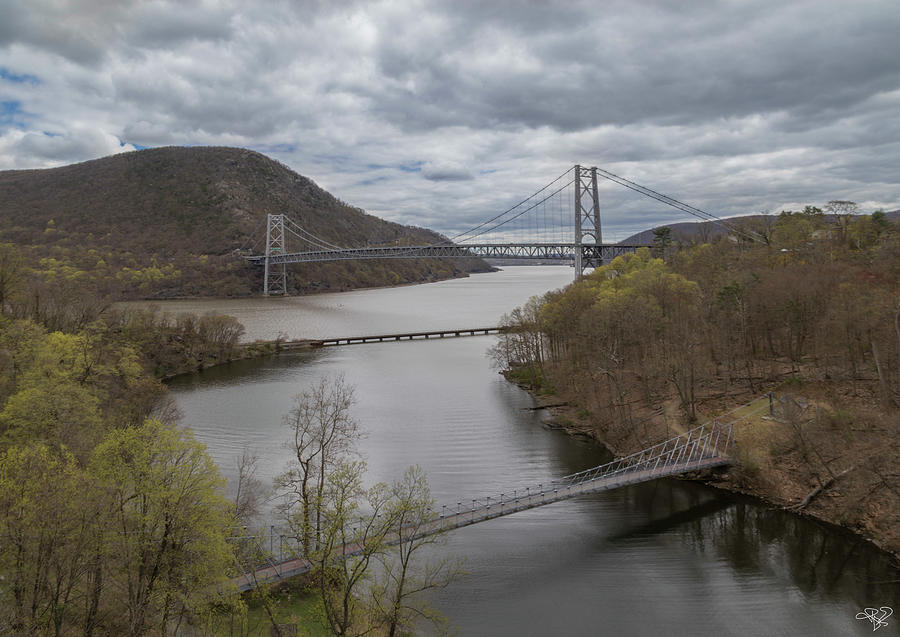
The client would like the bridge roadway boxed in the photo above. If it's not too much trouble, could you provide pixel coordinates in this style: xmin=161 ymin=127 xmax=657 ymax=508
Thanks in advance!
xmin=248 ymin=243 xmax=647 ymax=265
xmin=231 ymin=421 xmax=732 ymax=592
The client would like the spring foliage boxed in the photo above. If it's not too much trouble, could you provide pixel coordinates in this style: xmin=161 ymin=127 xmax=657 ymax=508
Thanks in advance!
xmin=497 ymin=213 xmax=900 ymax=423
xmin=0 ymin=297 xmax=238 ymax=634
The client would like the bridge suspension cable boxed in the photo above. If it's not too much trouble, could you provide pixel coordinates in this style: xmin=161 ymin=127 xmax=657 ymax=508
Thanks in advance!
xmin=261 ymin=163 xmax=759 ymax=255
xmin=282 ymin=215 xmax=344 ymax=251
xmin=251 ymin=162 xmax=764 ymax=295
xmin=446 ymin=165 xmax=575 ymax=244
xmin=228 ymin=412 xmax=743 ymax=592
xmin=450 ymin=177 xmax=574 ymax=244
xmin=592 ymin=167 xmax=762 ymax=242
xmin=266 ymin=166 xmax=580 ymax=267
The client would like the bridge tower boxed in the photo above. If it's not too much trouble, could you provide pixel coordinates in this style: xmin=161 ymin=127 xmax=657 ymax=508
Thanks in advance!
xmin=573 ymin=165 xmax=602 ymax=276
xmin=264 ymin=213 xmax=287 ymax=296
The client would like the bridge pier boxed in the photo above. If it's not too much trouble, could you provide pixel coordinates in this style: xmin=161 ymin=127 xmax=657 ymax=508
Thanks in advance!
xmin=264 ymin=213 xmax=287 ymax=296
xmin=574 ymin=165 xmax=603 ymax=278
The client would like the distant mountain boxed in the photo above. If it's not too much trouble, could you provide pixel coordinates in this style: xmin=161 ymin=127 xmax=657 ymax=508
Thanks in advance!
xmin=621 ymin=210 xmax=900 ymax=245
xmin=620 ymin=218 xmax=747 ymax=245
xmin=0 ymin=147 xmax=488 ymax=298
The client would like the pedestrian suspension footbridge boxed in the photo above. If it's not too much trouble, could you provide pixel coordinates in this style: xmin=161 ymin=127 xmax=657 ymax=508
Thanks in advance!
xmin=232 ymin=418 xmax=737 ymax=592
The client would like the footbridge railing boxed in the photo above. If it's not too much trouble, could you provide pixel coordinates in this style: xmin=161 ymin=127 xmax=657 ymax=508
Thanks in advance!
xmin=430 ymin=420 xmax=733 ymax=530
xmin=230 ymin=420 xmax=734 ymax=591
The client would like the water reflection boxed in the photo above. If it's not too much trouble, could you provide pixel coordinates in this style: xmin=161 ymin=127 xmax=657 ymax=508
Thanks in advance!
xmin=163 ymin=268 xmax=900 ymax=636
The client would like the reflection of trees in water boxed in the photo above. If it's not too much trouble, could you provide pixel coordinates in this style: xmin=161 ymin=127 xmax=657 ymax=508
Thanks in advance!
xmin=692 ymin=497 xmax=898 ymax=606
xmin=603 ymin=480 xmax=900 ymax=608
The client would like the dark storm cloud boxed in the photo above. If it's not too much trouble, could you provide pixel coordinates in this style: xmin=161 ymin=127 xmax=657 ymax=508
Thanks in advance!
xmin=125 ymin=2 xmax=235 ymax=48
xmin=0 ymin=0 xmax=129 ymax=66
xmin=422 ymin=161 xmax=474 ymax=181
xmin=359 ymin=1 xmax=900 ymax=133
xmin=0 ymin=0 xmax=898 ymax=235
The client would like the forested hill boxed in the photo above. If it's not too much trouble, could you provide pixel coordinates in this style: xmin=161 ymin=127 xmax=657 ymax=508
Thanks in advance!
xmin=0 ymin=146 xmax=487 ymax=298
xmin=622 ymin=210 xmax=900 ymax=245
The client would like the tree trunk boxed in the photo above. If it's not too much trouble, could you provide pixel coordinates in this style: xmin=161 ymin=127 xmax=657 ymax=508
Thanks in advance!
xmin=83 ymin=549 xmax=102 ymax=637
xmin=871 ymin=338 xmax=891 ymax=406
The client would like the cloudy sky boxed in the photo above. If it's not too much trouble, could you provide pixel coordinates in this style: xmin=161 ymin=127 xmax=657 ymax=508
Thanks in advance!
xmin=1 ymin=0 xmax=899 ymax=238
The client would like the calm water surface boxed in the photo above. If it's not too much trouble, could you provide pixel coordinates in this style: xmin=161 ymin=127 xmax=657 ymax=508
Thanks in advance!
xmin=163 ymin=267 xmax=900 ymax=636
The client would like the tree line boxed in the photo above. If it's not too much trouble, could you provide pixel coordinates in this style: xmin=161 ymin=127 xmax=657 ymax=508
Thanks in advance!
xmin=496 ymin=208 xmax=899 ymax=426
xmin=0 ymin=239 xmax=458 ymax=635
xmin=492 ymin=207 xmax=899 ymax=552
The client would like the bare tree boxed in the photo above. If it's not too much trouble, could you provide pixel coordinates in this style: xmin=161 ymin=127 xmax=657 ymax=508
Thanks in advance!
xmin=275 ymin=375 xmax=360 ymax=555
xmin=232 ymin=448 xmax=263 ymax=528
xmin=371 ymin=466 xmax=463 ymax=637
xmin=752 ymin=210 xmax=777 ymax=246
xmin=0 ymin=243 xmax=22 ymax=315
xmin=825 ymin=200 xmax=858 ymax=245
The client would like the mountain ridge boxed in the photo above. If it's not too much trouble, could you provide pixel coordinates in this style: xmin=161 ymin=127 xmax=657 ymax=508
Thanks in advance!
xmin=0 ymin=146 xmax=488 ymax=297
xmin=620 ymin=210 xmax=900 ymax=244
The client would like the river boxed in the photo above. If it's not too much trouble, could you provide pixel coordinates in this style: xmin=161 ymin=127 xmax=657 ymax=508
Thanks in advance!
xmin=162 ymin=267 xmax=900 ymax=636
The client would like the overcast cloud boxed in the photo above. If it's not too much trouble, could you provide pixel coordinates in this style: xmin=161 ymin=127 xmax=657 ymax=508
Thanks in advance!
xmin=1 ymin=0 xmax=899 ymax=238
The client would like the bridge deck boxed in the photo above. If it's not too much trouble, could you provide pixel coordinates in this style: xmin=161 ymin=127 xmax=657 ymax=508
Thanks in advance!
xmin=232 ymin=453 xmax=729 ymax=591
xmin=248 ymin=243 xmax=647 ymax=266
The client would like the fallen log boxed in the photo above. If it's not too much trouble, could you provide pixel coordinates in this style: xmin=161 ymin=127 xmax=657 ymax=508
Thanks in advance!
xmin=787 ymin=466 xmax=854 ymax=511
xmin=522 ymin=402 xmax=568 ymax=411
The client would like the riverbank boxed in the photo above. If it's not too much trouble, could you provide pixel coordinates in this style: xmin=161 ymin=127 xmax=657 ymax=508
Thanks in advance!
xmin=505 ymin=369 xmax=900 ymax=562
xmin=158 ymin=338 xmax=314 ymax=379
xmin=129 ymin=267 xmax=498 ymax=303
xmin=167 ymin=263 xmax=900 ymax=636
xmin=161 ymin=327 xmax=504 ymax=379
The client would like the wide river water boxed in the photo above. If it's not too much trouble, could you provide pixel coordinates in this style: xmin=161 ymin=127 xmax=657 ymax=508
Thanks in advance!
xmin=160 ymin=267 xmax=900 ymax=636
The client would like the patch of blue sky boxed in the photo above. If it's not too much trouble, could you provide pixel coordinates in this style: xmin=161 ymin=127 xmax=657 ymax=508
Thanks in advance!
xmin=1 ymin=100 xmax=26 ymax=126
xmin=311 ymin=152 xmax=353 ymax=167
xmin=364 ymin=162 xmax=421 ymax=173
xmin=359 ymin=176 xmax=389 ymax=186
xmin=0 ymin=68 xmax=40 ymax=85
xmin=255 ymin=143 xmax=296 ymax=154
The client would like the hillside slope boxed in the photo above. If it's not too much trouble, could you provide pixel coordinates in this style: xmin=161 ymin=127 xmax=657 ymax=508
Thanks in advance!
xmin=622 ymin=210 xmax=900 ymax=244
xmin=0 ymin=147 xmax=487 ymax=298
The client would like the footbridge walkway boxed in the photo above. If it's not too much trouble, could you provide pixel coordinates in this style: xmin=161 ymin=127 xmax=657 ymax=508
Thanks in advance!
xmin=231 ymin=419 xmax=735 ymax=592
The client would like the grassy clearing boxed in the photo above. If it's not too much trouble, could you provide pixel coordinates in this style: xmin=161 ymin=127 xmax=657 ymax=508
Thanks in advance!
xmin=215 ymin=589 xmax=332 ymax=637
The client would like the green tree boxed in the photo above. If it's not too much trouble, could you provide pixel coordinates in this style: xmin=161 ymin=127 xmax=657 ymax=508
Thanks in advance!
xmin=652 ymin=226 xmax=672 ymax=258
xmin=0 ymin=321 xmax=148 ymax=459
xmin=0 ymin=443 xmax=100 ymax=636
xmin=772 ymin=208 xmax=825 ymax=249
xmin=310 ymin=460 xmax=394 ymax=637
xmin=89 ymin=419 xmax=234 ymax=636
xmin=0 ymin=328 xmax=107 ymax=458
xmin=0 ymin=243 xmax=23 ymax=316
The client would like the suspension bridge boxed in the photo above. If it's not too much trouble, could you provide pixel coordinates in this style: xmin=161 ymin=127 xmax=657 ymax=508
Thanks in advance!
xmin=246 ymin=164 xmax=756 ymax=295
xmin=231 ymin=418 xmax=737 ymax=591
